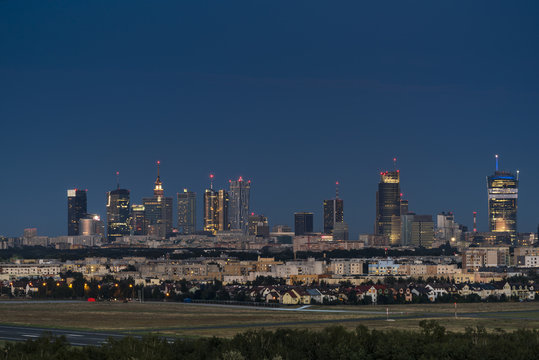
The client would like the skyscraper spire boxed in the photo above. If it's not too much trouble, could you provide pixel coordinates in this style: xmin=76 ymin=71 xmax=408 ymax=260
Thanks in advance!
xmin=495 ymin=154 xmax=499 ymax=171
xmin=153 ymin=161 xmax=163 ymax=197
xmin=209 ymin=173 xmax=214 ymax=190
xmin=335 ymin=181 xmax=339 ymax=199
xmin=116 ymin=171 xmax=120 ymax=189
xmin=393 ymin=157 xmax=397 ymax=170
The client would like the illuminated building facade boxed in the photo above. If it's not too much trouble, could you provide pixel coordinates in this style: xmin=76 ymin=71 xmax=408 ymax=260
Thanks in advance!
xmin=487 ymin=170 xmax=518 ymax=241
xmin=131 ymin=204 xmax=146 ymax=235
xmin=177 ymin=189 xmax=196 ymax=234
xmin=375 ymin=171 xmax=401 ymax=244
xmin=203 ymin=189 xmax=229 ymax=234
xmin=294 ymin=212 xmax=313 ymax=236
xmin=228 ymin=177 xmax=250 ymax=233
xmin=203 ymin=189 xmax=219 ymax=233
xmin=67 ymin=189 xmax=87 ymax=235
xmin=142 ymin=162 xmax=173 ymax=239
xmin=106 ymin=188 xmax=130 ymax=241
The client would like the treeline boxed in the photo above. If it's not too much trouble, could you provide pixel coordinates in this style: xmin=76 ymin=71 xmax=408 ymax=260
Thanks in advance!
xmin=2 ymin=322 xmax=538 ymax=359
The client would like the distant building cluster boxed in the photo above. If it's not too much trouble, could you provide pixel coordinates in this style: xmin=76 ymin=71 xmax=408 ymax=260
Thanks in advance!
xmin=0 ymin=156 xmax=534 ymax=254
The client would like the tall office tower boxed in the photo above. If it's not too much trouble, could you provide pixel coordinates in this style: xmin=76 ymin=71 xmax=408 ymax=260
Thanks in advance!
xmin=401 ymin=213 xmax=415 ymax=246
xmin=375 ymin=171 xmax=401 ymax=244
xmin=177 ymin=189 xmax=196 ymax=234
xmin=323 ymin=182 xmax=344 ymax=234
xmin=487 ymin=155 xmax=518 ymax=242
xmin=228 ymin=177 xmax=251 ymax=233
xmin=142 ymin=162 xmax=173 ymax=239
xmin=294 ymin=212 xmax=314 ymax=235
xmin=106 ymin=175 xmax=130 ymax=242
xmin=67 ymin=189 xmax=87 ymax=235
xmin=411 ymin=215 xmax=434 ymax=248
xmin=131 ymin=204 xmax=146 ymax=235
xmin=217 ymin=189 xmax=230 ymax=232
xmin=248 ymin=214 xmax=270 ymax=237
xmin=204 ymin=188 xmax=219 ymax=234
xmin=333 ymin=222 xmax=349 ymax=241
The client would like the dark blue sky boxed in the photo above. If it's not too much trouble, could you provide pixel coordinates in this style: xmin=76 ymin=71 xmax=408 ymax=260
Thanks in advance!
xmin=1 ymin=1 xmax=539 ymax=238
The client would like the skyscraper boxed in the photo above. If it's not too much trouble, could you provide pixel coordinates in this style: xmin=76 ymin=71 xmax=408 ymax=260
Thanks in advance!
xmin=142 ymin=162 xmax=173 ymax=239
xmin=228 ymin=177 xmax=251 ymax=233
xmin=67 ymin=189 xmax=87 ymax=235
xmin=203 ymin=188 xmax=219 ymax=234
xmin=294 ymin=212 xmax=314 ymax=235
xmin=487 ymin=155 xmax=518 ymax=241
xmin=323 ymin=182 xmax=344 ymax=234
xmin=106 ymin=176 xmax=130 ymax=242
xmin=131 ymin=204 xmax=146 ymax=235
xmin=217 ymin=189 xmax=230 ymax=232
xmin=375 ymin=170 xmax=401 ymax=244
xmin=177 ymin=189 xmax=196 ymax=234
xmin=203 ymin=175 xmax=229 ymax=234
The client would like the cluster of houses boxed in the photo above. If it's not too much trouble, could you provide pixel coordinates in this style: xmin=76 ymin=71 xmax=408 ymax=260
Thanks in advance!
xmin=165 ymin=281 xmax=537 ymax=305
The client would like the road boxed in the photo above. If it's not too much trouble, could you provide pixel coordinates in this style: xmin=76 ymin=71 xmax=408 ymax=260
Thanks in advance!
xmin=0 ymin=324 xmax=131 ymax=346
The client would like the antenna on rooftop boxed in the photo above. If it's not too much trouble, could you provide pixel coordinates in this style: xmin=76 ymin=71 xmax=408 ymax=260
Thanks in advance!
xmin=517 ymin=170 xmax=520 ymax=181
xmin=495 ymin=154 xmax=499 ymax=171
xmin=393 ymin=157 xmax=397 ymax=170
xmin=209 ymin=173 xmax=214 ymax=190
xmin=335 ymin=181 xmax=339 ymax=199
xmin=116 ymin=171 xmax=120 ymax=189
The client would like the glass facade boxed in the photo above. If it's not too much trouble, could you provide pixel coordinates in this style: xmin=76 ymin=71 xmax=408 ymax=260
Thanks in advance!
xmin=177 ymin=189 xmax=196 ymax=234
xmin=67 ymin=189 xmax=87 ymax=236
xmin=294 ymin=212 xmax=314 ymax=235
xmin=375 ymin=171 xmax=401 ymax=243
xmin=323 ymin=198 xmax=344 ymax=234
xmin=487 ymin=171 xmax=518 ymax=241
xmin=142 ymin=168 xmax=173 ymax=239
xmin=106 ymin=188 xmax=130 ymax=242
xmin=131 ymin=204 xmax=146 ymax=235
xmin=228 ymin=178 xmax=250 ymax=233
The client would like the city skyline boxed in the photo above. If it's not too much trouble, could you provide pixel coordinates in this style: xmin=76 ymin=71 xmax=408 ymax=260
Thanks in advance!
xmin=2 ymin=2 xmax=539 ymax=238
xmin=15 ymin=156 xmax=530 ymax=240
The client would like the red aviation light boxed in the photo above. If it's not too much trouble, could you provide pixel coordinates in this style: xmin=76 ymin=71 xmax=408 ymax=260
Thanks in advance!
xmin=238 ymin=176 xmax=243 ymax=182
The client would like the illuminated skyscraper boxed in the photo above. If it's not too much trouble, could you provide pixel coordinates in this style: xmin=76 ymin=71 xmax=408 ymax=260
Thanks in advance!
xmin=106 ymin=175 xmax=130 ymax=241
xmin=228 ymin=177 xmax=251 ymax=233
xmin=375 ymin=170 xmax=401 ymax=244
xmin=203 ymin=188 xmax=219 ymax=234
xmin=177 ymin=189 xmax=196 ymax=234
xmin=294 ymin=212 xmax=313 ymax=235
xmin=203 ymin=175 xmax=229 ymax=234
xmin=323 ymin=182 xmax=344 ymax=234
xmin=131 ymin=204 xmax=146 ymax=235
xmin=217 ymin=189 xmax=230 ymax=232
xmin=67 ymin=189 xmax=87 ymax=235
xmin=142 ymin=162 xmax=173 ymax=239
xmin=487 ymin=155 xmax=518 ymax=241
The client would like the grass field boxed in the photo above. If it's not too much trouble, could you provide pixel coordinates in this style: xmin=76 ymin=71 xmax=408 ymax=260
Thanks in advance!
xmin=0 ymin=301 xmax=538 ymax=338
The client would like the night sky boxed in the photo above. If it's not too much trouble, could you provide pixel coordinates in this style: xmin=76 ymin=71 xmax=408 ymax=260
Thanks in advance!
xmin=2 ymin=1 xmax=539 ymax=238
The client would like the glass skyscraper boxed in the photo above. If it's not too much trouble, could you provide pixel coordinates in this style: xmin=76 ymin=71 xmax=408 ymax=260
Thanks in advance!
xmin=106 ymin=188 xmax=130 ymax=242
xmin=177 ymin=189 xmax=196 ymax=234
xmin=228 ymin=177 xmax=250 ymax=233
xmin=67 ymin=189 xmax=87 ymax=235
xmin=294 ymin=212 xmax=314 ymax=235
xmin=487 ymin=170 xmax=518 ymax=241
xmin=323 ymin=198 xmax=344 ymax=234
xmin=375 ymin=170 xmax=401 ymax=244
